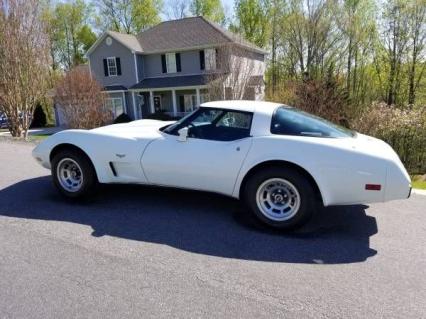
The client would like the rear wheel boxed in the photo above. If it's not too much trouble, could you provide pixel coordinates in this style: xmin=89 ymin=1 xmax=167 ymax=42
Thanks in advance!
xmin=243 ymin=167 xmax=316 ymax=229
xmin=51 ymin=149 xmax=98 ymax=198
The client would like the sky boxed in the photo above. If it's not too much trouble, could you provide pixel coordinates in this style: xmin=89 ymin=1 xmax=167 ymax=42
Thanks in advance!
xmin=222 ymin=0 xmax=235 ymax=12
xmin=161 ymin=0 xmax=236 ymax=21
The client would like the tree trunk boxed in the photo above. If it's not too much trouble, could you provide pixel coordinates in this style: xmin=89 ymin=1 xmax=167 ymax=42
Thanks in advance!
xmin=408 ymin=44 xmax=417 ymax=106
xmin=346 ymin=36 xmax=352 ymax=95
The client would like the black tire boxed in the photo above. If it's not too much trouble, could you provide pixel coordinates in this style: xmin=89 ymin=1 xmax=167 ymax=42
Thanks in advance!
xmin=51 ymin=149 xmax=98 ymax=199
xmin=243 ymin=167 xmax=316 ymax=230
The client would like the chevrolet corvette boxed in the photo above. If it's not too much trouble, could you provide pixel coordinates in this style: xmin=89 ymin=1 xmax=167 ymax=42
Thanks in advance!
xmin=32 ymin=101 xmax=411 ymax=229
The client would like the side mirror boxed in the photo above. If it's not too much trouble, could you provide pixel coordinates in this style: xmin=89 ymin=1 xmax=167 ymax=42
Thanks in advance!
xmin=177 ymin=127 xmax=189 ymax=142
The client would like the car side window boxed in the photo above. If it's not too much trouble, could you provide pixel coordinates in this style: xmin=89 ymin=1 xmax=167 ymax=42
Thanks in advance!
xmin=216 ymin=112 xmax=252 ymax=130
xmin=271 ymin=106 xmax=355 ymax=138
xmin=191 ymin=109 xmax=222 ymax=126
xmin=163 ymin=108 xmax=253 ymax=141
xmin=185 ymin=109 xmax=252 ymax=141
xmin=188 ymin=109 xmax=252 ymax=141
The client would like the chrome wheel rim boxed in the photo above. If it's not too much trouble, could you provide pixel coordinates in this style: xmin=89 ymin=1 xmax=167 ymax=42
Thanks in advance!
xmin=56 ymin=158 xmax=84 ymax=192
xmin=256 ymin=178 xmax=301 ymax=221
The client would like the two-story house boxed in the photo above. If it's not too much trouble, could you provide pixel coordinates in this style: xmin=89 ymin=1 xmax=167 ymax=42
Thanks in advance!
xmin=86 ymin=16 xmax=267 ymax=120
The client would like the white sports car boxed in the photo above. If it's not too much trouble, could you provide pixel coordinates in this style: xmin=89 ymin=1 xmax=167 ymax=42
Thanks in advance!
xmin=33 ymin=101 xmax=411 ymax=229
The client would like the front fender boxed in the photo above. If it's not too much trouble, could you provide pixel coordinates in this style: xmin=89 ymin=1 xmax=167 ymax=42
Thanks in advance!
xmin=32 ymin=129 xmax=147 ymax=183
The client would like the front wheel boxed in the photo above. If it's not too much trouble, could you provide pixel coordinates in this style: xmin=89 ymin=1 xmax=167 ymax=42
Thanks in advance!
xmin=51 ymin=149 xmax=98 ymax=198
xmin=243 ymin=167 xmax=316 ymax=230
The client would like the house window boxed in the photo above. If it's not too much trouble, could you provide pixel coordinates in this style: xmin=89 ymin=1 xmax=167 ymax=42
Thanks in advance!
xmin=105 ymin=97 xmax=124 ymax=118
xmin=205 ymin=48 xmax=216 ymax=70
xmin=107 ymin=57 xmax=117 ymax=76
xmin=162 ymin=53 xmax=181 ymax=73
xmin=166 ymin=53 xmax=177 ymax=73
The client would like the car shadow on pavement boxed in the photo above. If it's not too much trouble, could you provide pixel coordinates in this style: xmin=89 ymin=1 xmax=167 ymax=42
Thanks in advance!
xmin=0 ymin=176 xmax=378 ymax=264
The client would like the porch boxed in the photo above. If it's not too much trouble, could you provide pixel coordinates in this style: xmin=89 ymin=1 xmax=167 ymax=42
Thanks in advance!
xmin=131 ymin=87 xmax=210 ymax=119
xmin=129 ymin=74 xmax=212 ymax=119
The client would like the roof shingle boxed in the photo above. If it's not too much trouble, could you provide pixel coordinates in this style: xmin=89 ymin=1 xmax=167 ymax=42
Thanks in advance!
xmin=137 ymin=17 xmax=266 ymax=54
xmin=107 ymin=31 xmax=143 ymax=53
xmin=87 ymin=17 xmax=266 ymax=58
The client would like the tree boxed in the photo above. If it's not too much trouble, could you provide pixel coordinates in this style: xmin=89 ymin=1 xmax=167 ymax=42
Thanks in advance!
xmin=44 ymin=0 xmax=96 ymax=70
xmin=268 ymin=0 xmax=286 ymax=93
xmin=231 ymin=0 xmax=271 ymax=48
xmin=336 ymin=0 xmax=376 ymax=104
xmin=407 ymin=0 xmax=426 ymax=106
xmin=190 ymin=0 xmax=225 ymax=24
xmin=164 ymin=0 xmax=190 ymax=20
xmin=0 ymin=0 xmax=51 ymax=138
xmin=97 ymin=0 xmax=162 ymax=34
xmin=280 ymin=0 xmax=341 ymax=79
xmin=55 ymin=66 xmax=112 ymax=129
xmin=30 ymin=104 xmax=48 ymax=128
xmin=380 ymin=0 xmax=410 ymax=105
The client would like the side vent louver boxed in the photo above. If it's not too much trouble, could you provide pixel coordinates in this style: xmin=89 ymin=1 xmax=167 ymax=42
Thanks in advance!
xmin=109 ymin=162 xmax=117 ymax=176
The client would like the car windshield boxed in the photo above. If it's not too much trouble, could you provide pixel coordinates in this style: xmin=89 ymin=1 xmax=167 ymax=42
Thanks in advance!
xmin=161 ymin=109 xmax=199 ymax=134
xmin=271 ymin=106 xmax=355 ymax=138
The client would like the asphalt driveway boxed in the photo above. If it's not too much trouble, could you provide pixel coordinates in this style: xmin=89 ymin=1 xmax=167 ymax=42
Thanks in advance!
xmin=0 ymin=139 xmax=425 ymax=318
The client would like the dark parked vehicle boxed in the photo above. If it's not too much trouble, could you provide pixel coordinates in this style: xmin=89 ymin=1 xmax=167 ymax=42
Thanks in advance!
xmin=0 ymin=113 xmax=8 ymax=129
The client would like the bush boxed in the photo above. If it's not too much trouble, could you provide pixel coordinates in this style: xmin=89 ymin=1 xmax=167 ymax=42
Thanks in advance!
xmin=268 ymin=78 xmax=352 ymax=126
xmin=294 ymin=78 xmax=352 ymax=125
xmin=55 ymin=66 xmax=112 ymax=129
xmin=269 ymin=79 xmax=426 ymax=173
xmin=30 ymin=104 xmax=47 ymax=128
xmin=113 ymin=113 xmax=132 ymax=124
xmin=353 ymin=102 xmax=426 ymax=174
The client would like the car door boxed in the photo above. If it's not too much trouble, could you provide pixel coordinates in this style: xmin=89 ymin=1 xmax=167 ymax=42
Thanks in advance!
xmin=141 ymin=108 xmax=253 ymax=196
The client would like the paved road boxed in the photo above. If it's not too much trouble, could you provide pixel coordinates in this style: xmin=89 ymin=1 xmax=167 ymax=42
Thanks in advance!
xmin=0 ymin=140 xmax=425 ymax=318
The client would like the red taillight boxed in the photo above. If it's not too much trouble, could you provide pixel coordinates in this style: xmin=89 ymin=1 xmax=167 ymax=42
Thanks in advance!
xmin=365 ymin=184 xmax=381 ymax=191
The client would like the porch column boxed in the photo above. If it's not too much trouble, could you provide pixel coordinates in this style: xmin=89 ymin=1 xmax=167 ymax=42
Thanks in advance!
xmin=149 ymin=91 xmax=155 ymax=114
xmin=122 ymin=92 xmax=128 ymax=114
xmin=196 ymin=88 xmax=201 ymax=107
xmin=132 ymin=92 xmax=138 ymax=120
xmin=172 ymin=89 xmax=177 ymax=116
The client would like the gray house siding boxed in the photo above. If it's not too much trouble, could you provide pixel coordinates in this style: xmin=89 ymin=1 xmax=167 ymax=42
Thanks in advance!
xmin=143 ymin=50 xmax=205 ymax=78
xmin=88 ymin=37 xmax=137 ymax=89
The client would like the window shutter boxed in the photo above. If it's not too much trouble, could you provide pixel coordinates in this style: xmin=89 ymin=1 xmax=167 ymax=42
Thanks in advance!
xmin=103 ymin=59 xmax=108 ymax=76
xmin=116 ymin=57 xmax=122 ymax=75
xmin=161 ymin=54 xmax=167 ymax=73
xmin=199 ymin=50 xmax=205 ymax=70
xmin=176 ymin=53 xmax=181 ymax=72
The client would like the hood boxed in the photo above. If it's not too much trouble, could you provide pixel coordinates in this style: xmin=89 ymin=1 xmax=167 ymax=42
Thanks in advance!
xmin=90 ymin=119 xmax=176 ymax=139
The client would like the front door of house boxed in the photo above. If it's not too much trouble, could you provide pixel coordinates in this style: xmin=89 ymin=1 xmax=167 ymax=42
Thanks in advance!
xmin=153 ymin=96 xmax=161 ymax=112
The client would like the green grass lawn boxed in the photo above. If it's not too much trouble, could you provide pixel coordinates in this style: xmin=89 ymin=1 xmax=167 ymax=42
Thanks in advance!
xmin=29 ymin=134 xmax=50 ymax=141
xmin=412 ymin=180 xmax=426 ymax=190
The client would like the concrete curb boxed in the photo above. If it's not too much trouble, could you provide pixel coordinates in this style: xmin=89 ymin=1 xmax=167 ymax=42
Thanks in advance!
xmin=412 ymin=189 xmax=426 ymax=196
xmin=0 ymin=127 xmax=63 ymax=137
